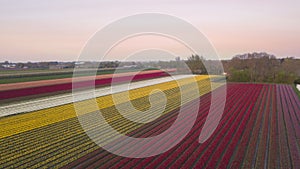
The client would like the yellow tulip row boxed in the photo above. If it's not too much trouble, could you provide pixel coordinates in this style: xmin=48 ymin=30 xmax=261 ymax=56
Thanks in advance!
xmin=0 ymin=75 xmax=214 ymax=139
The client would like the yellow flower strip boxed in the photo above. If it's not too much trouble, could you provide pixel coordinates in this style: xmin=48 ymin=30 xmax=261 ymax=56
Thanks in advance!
xmin=0 ymin=75 xmax=215 ymax=139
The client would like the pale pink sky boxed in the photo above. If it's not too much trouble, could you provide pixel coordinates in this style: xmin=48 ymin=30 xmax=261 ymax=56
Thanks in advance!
xmin=0 ymin=0 xmax=299 ymax=62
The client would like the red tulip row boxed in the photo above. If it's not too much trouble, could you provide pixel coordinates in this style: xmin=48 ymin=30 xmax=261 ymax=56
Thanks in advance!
xmin=268 ymin=84 xmax=279 ymax=168
xmin=276 ymin=85 xmax=293 ymax=168
xmin=204 ymin=84 xmax=263 ymax=169
xmin=231 ymin=84 xmax=269 ymax=168
xmin=0 ymin=70 xmax=170 ymax=101
xmin=251 ymin=85 xmax=272 ymax=169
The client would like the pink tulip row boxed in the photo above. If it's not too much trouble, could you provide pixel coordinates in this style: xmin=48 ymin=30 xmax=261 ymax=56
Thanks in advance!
xmin=277 ymin=85 xmax=300 ymax=168
xmin=0 ymin=70 xmax=170 ymax=101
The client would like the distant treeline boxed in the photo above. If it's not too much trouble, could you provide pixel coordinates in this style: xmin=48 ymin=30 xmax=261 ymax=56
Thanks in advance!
xmin=181 ymin=52 xmax=300 ymax=84
xmin=222 ymin=52 xmax=300 ymax=84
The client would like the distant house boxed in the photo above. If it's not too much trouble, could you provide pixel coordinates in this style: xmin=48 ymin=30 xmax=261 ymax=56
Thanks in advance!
xmin=49 ymin=65 xmax=62 ymax=69
xmin=49 ymin=64 xmax=72 ymax=69
xmin=121 ymin=65 xmax=138 ymax=69
xmin=75 ymin=61 xmax=98 ymax=68
xmin=2 ymin=64 xmax=16 ymax=68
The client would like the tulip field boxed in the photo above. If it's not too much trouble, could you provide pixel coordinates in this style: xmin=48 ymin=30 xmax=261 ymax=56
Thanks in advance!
xmin=60 ymin=83 xmax=300 ymax=169
xmin=0 ymin=76 xmax=300 ymax=168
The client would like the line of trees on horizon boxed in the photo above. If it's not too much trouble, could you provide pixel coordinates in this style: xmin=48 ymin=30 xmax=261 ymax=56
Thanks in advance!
xmin=222 ymin=52 xmax=300 ymax=84
xmin=184 ymin=52 xmax=300 ymax=84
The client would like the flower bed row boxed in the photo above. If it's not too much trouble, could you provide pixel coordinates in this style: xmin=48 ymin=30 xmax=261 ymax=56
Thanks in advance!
xmin=277 ymin=85 xmax=300 ymax=168
xmin=0 ymin=70 xmax=172 ymax=101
